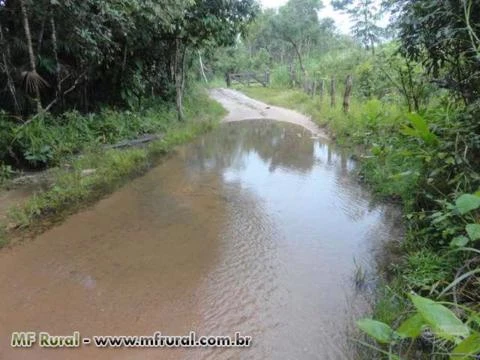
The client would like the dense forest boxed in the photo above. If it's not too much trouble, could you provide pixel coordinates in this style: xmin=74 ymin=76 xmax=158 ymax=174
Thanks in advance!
xmin=1 ymin=0 xmax=480 ymax=358
xmin=0 ymin=0 xmax=256 ymax=168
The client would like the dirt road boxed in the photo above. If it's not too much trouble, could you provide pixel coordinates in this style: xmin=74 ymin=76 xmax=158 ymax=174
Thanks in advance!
xmin=210 ymin=88 xmax=327 ymax=138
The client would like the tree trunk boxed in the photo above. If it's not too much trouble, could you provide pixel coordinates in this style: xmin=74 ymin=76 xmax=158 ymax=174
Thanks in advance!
xmin=0 ymin=20 xmax=20 ymax=115
xmin=290 ymin=40 xmax=306 ymax=77
xmin=343 ymin=75 xmax=353 ymax=113
xmin=37 ymin=16 xmax=46 ymax=55
xmin=174 ymin=37 xmax=185 ymax=121
xmin=20 ymin=0 xmax=42 ymax=113
xmin=330 ymin=77 xmax=336 ymax=108
xmin=50 ymin=15 xmax=62 ymax=110
xmin=198 ymin=51 xmax=208 ymax=84
xmin=319 ymin=79 xmax=324 ymax=104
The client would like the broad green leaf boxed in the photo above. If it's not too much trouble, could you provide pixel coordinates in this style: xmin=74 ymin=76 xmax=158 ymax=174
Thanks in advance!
xmin=455 ymin=194 xmax=480 ymax=215
xmin=357 ymin=319 xmax=395 ymax=344
xmin=401 ymin=113 xmax=438 ymax=145
xmin=397 ymin=313 xmax=425 ymax=338
xmin=410 ymin=294 xmax=470 ymax=340
xmin=406 ymin=113 xmax=429 ymax=134
xmin=466 ymin=224 xmax=480 ymax=241
xmin=450 ymin=332 xmax=480 ymax=360
xmin=450 ymin=236 xmax=470 ymax=248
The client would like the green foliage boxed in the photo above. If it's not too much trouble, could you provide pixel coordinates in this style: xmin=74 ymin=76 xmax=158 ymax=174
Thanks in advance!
xmin=358 ymin=295 xmax=480 ymax=358
xmin=455 ymin=194 xmax=480 ymax=215
xmin=400 ymin=113 xmax=438 ymax=146
xmin=211 ymin=0 xmax=345 ymax=81
xmin=0 ymin=0 xmax=257 ymax=117
xmin=1 ymin=94 xmax=196 ymax=168
xmin=357 ymin=319 xmax=400 ymax=344
xmin=332 ymin=0 xmax=385 ymax=53
xmin=0 ymin=162 xmax=13 ymax=184
xmin=402 ymin=250 xmax=452 ymax=292
xmin=409 ymin=294 xmax=470 ymax=340
xmin=389 ymin=0 xmax=480 ymax=103
xmin=396 ymin=313 xmax=425 ymax=338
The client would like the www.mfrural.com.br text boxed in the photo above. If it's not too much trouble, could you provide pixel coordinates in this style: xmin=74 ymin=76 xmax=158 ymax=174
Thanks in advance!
xmin=11 ymin=331 xmax=252 ymax=349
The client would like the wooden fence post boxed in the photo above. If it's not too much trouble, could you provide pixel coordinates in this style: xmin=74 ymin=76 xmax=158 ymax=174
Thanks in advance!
xmin=343 ymin=75 xmax=353 ymax=113
xmin=319 ymin=79 xmax=324 ymax=103
xmin=312 ymin=78 xmax=317 ymax=97
xmin=265 ymin=70 xmax=270 ymax=87
xmin=225 ymin=72 xmax=231 ymax=87
xmin=303 ymin=78 xmax=309 ymax=94
xmin=330 ymin=77 xmax=336 ymax=108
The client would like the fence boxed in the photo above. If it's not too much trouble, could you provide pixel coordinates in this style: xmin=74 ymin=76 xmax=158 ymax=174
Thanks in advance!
xmin=226 ymin=71 xmax=270 ymax=87
xmin=291 ymin=69 xmax=354 ymax=113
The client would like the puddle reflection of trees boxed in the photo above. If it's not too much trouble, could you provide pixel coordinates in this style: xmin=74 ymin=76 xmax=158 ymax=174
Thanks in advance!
xmin=184 ymin=120 xmax=398 ymax=226
xmin=185 ymin=120 xmax=316 ymax=175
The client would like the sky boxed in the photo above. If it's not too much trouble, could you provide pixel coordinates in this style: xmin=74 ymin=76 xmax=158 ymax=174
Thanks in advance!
xmin=258 ymin=0 xmax=388 ymax=35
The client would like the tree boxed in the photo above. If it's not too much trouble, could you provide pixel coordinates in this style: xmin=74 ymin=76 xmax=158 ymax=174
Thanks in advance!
xmin=332 ymin=0 xmax=384 ymax=54
xmin=19 ymin=0 xmax=43 ymax=113
xmin=0 ymin=0 xmax=257 ymax=119
xmin=386 ymin=0 xmax=480 ymax=104
xmin=172 ymin=0 xmax=259 ymax=120
xmin=272 ymin=0 xmax=324 ymax=76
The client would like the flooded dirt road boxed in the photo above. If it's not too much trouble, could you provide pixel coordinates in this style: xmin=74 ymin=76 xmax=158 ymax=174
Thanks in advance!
xmin=0 ymin=90 xmax=401 ymax=359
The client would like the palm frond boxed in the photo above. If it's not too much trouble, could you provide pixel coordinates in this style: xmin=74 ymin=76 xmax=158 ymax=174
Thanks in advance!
xmin=21 ymin=70 xmax=50 ymax=94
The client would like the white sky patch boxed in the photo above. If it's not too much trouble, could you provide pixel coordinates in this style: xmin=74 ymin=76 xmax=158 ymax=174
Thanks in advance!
xmin=258 ymin=0 xmax=389 ymax=35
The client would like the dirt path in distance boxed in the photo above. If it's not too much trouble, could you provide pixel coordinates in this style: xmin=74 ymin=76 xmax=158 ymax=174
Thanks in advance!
xmin=209 ymin=88 xmax=328 ymax=139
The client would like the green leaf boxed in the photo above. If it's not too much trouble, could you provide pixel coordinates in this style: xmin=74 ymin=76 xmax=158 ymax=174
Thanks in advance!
xmin=450 ymin=236 xmax=470 ymax=248
xmin=466 ymin=224 xmax=480 ymax=241
xmin=455 ymin=194 xmax=480 ymax=215
xmin=397 ymin=313 xmax=425 ymax=338
xmin=357 ymin=319 xmax=396 ymax=344
xmin=406 ymin=113 xmax=429 ymax=133
xmin=450 ymin=332 xmax=480 ymax=360
xmin=401 ymin=113 xmax=438 ymax=145
xmin=410 ymin=294 xmax=470 ymax=340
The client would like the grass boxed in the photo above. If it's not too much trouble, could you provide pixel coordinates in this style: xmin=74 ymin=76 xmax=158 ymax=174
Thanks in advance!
xmin=0 ymin=86 xmax=226 ymax=247
xmin=240 ymin=86 xmax=402 ymax=144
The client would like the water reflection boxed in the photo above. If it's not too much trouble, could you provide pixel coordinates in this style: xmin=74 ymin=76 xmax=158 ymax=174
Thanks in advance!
xmin=178 ymin=120 xmax=401 ymax=360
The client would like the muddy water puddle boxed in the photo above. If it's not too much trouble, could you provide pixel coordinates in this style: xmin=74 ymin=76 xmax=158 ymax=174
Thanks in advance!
xmin=0 ymin=120 xmax=401 ymax=360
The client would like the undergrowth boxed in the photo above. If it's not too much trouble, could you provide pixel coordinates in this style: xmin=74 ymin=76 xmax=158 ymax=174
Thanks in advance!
xmin=1 ymin=84 xmax=222 ymax=170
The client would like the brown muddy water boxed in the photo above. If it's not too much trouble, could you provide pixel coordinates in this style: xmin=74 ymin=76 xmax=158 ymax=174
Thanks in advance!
xmin=0 ymin=120 xmax=402 ymax=360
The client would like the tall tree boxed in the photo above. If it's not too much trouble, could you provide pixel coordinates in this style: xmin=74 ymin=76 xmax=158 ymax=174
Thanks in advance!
xmin=172 ymin=0 xmax=258 ymax=120
xmin=272 ymin=0 xmax=324 ymax=76
xmin=333 ymin=0 xmax=383 ymax=54
xmin=19 ymin=0 xmax=43 ymax=113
